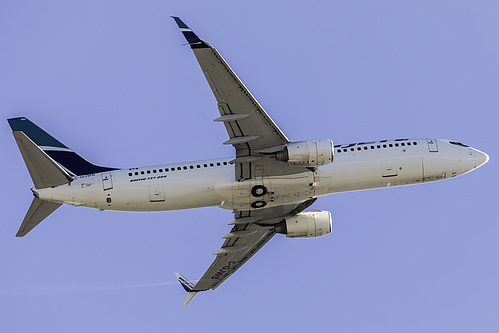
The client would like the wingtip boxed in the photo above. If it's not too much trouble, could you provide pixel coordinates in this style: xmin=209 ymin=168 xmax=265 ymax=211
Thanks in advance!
xmin=182 ymin=291 xmax=198 ymax=307
xmin=171 ymin=16 xmax=189 ymax=29
xmin=174 ymin=272 xmax=195 ymax=292
xmin=171 ymin=17 xmax=209 ymax=49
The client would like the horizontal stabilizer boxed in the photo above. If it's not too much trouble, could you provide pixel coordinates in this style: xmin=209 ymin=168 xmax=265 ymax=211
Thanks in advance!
xmin=17 ymin=197 xmax=62 ymax=237
xmin=12 ymin=131 xmax=73 ymax=189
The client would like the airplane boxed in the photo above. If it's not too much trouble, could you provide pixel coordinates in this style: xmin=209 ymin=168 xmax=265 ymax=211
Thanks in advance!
xmin=8 ymin=17 xmax=489 ymax=307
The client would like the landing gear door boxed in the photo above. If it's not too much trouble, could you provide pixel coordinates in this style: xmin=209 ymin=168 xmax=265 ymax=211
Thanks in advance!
xmin=427 ymin=139 xmax=438 ymax=152
xmin=101 ymin=173 xmax=113 ymax=191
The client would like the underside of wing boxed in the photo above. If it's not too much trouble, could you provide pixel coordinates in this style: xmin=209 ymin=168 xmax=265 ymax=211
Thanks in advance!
xmin=177 ymin=199 xmax=317 ymax=307
xmin=171 ymin=18 xmax=326 ymax=307
xmin=191 ymin=222 xmax=275 ymax=292
xmin=172 ymin=17 xmax=312 ymax=180
xmin=172 ymin=17 xmax=288 ymax=151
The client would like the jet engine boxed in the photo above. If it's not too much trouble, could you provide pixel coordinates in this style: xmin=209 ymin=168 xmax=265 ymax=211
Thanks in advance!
xmin=275 ymin=211 xmax=332 ymax=238
xmin=275 ymin=139 xmax=334 ymax=167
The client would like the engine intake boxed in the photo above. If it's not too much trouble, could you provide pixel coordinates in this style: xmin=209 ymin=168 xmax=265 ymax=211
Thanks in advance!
xmin=275 ymin=139 xmax=334 ymax=167
xmin=275 ymin=211 xmax=332 ymax=238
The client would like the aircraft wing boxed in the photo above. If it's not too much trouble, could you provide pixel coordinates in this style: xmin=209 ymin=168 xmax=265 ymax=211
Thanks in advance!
xmin=172 ymin=17 xmax=310 ymax=180
xmin=176 ymin=199 xmax=317 ymax=306
xmin=172 ymin=18 xmax=319 ymax=306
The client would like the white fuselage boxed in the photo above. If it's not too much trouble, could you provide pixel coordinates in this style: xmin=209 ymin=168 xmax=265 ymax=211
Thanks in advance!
xmin=35 ymin=138 xmax=488 ymax=217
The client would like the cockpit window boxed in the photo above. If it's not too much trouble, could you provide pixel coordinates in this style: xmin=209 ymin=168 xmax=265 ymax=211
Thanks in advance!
xmin=450 ymin=141 xmax=469 ymax=147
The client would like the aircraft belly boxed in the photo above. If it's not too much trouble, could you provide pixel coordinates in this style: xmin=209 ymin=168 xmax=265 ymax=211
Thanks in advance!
xmin=70 ymin=170 xmax=227 ymax=212
xmin=217 ymin=173 xmax=316 ymax=210
xmin=326 ymin=155 xmax=428 ymax=193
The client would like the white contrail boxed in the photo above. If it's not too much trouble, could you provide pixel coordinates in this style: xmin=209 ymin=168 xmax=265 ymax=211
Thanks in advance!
xmin=0 ymin=280 xmax=195 ymax=296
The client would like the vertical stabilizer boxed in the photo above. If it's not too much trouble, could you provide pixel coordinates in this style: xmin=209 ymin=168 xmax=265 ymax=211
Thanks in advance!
xmin=17 ymin=197 xmax=62 ymax=237
xmin=8 ymin=117 xmax=117 ymax=176
xmin=12 ymin=131 xmax=73 ymax=189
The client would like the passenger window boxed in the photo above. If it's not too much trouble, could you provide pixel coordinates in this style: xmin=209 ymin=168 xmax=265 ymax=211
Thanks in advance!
xmin=401 ymin=143 xmax=405 ymax=146
xmin=153 ymin=170 xmax=157 ymax=173
xmin=223 ymin=162 xmax=228 ymax=165
xmin=204 ymin=164 xmax=208 ymax=167
xmin=217 ymin=162 xmax=221 ymax=166
xmin=383 ymin=144 xmax=387 ymax=148
xmin=389 ymin=144 xmax=393 ymax=147
xmin=337 ymin=149 xmax=341 ymax=153
xmin=141 ymin=171 xmax=144 ymax=175
xmin=183 ymin=166 xmax=187 ymax=170
xmin=413 ymin=142 xmax=418 ymax=145
xmin=357 ymin=147 xmax=361 ymax=151
xmin=364 ymin=146 xmax=368 ymax=150
xmin=190 ymin=165 xmax=194 ymax=169
xmin=128 ymin=173 xmax=132 ymax=176
xmin=135 ymin=172 xmax=138 ymax=176
xmin=210 ymin=163 xmax=214 ymax=167
xmin=407 ymin=142 xmax=411 ymax=146
xmin=351 ymin=148 xmax=354 ymax=151
xmin=197 ymin=165 xmax=201 ymax=168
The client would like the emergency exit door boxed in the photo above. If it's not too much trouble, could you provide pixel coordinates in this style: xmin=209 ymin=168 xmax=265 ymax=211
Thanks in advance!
xmin=427 ymin=139 xmax=438 ymax=152
xmin=101 ymin=173 xmax=113 ymax=191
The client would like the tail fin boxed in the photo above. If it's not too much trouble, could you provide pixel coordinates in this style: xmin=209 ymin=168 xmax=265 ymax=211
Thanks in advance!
xmin=17 ymin=197 xmax=61 ymax=237
xmin=8 ymin=117 xmax=117 ymax=176
xmin=12 ymin=131 xmax=74 ymax=189
xmin=8 ymin=117 xmax=116 ymax=236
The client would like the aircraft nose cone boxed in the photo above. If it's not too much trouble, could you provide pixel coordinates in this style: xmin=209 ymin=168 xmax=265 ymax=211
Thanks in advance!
xmin=474 ymin=149 xmax=489 ymax=168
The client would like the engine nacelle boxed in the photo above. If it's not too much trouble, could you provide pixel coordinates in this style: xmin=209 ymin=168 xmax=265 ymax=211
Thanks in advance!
xmin=275 ymin=139 xmax=334 ymax=167
xmin=275 ymin=211 xmax=332 ymax=238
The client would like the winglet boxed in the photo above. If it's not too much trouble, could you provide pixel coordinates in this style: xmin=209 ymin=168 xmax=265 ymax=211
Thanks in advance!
xmin=174 ymin=272 xmax=198 ymax=307
xmin=174 ymin=272 xmax=194 ymax=292
xmin=182 ymin=292 xmax=198 ymax=307
xmin=171 ymin=17 xmax=209 ymax=49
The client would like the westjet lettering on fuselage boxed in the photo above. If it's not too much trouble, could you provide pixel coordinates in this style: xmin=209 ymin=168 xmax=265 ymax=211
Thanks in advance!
xmin=7 ymin=17 xmax=489 ymax=306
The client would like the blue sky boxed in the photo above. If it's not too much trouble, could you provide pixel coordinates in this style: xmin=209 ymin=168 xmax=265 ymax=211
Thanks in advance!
xmin=1 ymin=1 xmax=498 ymax=332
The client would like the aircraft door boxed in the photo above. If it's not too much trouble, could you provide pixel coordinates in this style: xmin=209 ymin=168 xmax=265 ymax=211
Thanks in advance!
xmin=427 ymin=139 xmax=438 ymax=152
xmin=101 ymin=173 xmax=113 ymax=191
